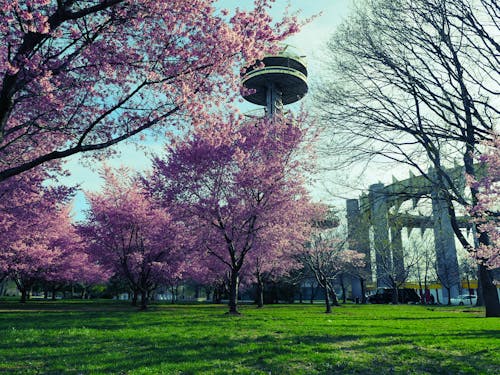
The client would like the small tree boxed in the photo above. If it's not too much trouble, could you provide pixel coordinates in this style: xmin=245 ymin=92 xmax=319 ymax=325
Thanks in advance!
xmin=83 ymin=166 xmax=184 ymax=310
xmin=298 ymin=230 xmax=365 ymax=313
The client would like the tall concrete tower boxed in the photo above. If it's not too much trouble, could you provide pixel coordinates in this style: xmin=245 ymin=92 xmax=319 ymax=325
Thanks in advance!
xmin=241 ymin=45 xmax=308 ymax=117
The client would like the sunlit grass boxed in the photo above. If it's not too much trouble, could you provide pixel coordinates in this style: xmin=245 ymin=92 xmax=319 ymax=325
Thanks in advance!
xmin=0 ymin=300 xmax=498 ymax=374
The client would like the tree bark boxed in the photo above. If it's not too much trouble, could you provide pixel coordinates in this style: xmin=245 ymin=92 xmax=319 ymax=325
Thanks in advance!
xmin=20 ymin=289 xmax=28 ymax=303
xmin=140 ymin=290 xmax=148 ymax=310
xmin=360 ymin=278 xmax=367 ymax=304
xmin=339 ymin=275 xmax=346 ymax=303
xmin=324 ymin=284 xmax=332 ymax=314
xmin=392 ymin=287 xmax=399 ymax=304
xmin=256 ymin=275 xmax=264 ymax=308
xmin=478 ymin=265 xmax=500 ymax=317
xmin=228 ymin=270 xmax=240 ymax=314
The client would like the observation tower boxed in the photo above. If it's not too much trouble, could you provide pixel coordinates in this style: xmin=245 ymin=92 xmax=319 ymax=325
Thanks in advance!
xmin=241 ymin=45 xmax=308 ymax=117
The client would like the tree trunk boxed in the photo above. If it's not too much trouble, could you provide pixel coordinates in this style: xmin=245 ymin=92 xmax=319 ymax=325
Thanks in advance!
xmin=51 ymin=286 xmax=57 ymax=301
xmin=392 ymin=287 xmax=399 ymax=304
xmin=273 ymin=281 xmax=279 ymax=304
xmin=324 ymin=284 xmax=332 ymax=314
xmin=310 ymin=283 xmax=317 ymax=304
xmin=140 ymin=290 xmax=148 ymax=310
xmin=256 ymin=276 xmax=264 ymax=308
xmin=228 ymin=270 xmax=240 ymax=314
xmin=131 ymin=290 xmax=138 ymax=306
xmin=213 ymin=285 xmax=223 ymax=304
xmin=478 ymin=265 xmax=500 ymax=317
xmin=360 ymin=278 xmax=367 ymax=304
xmin=20 ymin=288 xmax=28 ymax=303
xmin=445 ymin=287 xmax=451 ymax=305
xmin=331 ymin=288 xmax=340 ymax=306
xmin=339 ymin=275 xmax=346 ymax=304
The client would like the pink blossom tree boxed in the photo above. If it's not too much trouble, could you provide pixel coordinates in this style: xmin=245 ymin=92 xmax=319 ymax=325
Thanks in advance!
xmin=0 ymin=166 xmax=76 ymax=301
xmin=467 ymin=132 xmax=500 ymax=271
xmin=243 ymin=217 xmax=309 ymax=308
xmin=147 ymin=116 xmax=317 ymax=314
xmin=42 ymin=234 xmax=109 ymax=300
xmin=0 ymin=0 xmax=301 ymax=181
xmin=83 ymin=166 xmax=185 ymax=309
xmin=0 ymin=162 xmax=111 ymax=301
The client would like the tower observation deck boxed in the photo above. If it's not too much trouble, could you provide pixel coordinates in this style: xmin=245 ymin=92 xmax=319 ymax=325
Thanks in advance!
xmin=241 ymin=45 xmax=308 ymax=117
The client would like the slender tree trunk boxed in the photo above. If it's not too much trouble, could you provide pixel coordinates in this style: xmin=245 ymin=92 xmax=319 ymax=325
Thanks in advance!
xmin=448 ymin=286 xmax=453 ymax=305
xmin=213 ymin=285 xmax=222 ymax=304
xmin=273 ymin=281 xmax=279 ymax=304
xmin=51 ymin=286 xmax=57 ymax=301
xmin=228 ymin=269 xmax=240 ymax=314
xmin=361 ymin=278 xmax=367 ymax=304
xmin=140 ymin=290 xmax=148 ymax=310
xmin=331 ymin=288 xmax=340 ymax=306
xmin=131 ymin=290 xmax=138 ymax=306
xmin=339 ymin=275 xmax=346 ymax=303
xmin=256 ymin=275 xmax=264 ymax=308
xmin=20 ymin=289 xmax=27 ymax=303
xmin=324 ymin=284 xmax=332 ymax=314
xmin=310 ymin=283 xmax=317 ymax=304
xmin=466 ymin=276 xmax=472 ymax=305
xmin=392 ymin=286 xmax=399 ymax=304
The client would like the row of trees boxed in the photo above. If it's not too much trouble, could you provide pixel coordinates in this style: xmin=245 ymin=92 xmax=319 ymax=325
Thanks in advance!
xmin=0 ymin=1 xmax=368 ymax=315
xmin=1 ymin=114 xmax=366 ymax=313
xmin=316 ymin=0 xmax=499 ymax=316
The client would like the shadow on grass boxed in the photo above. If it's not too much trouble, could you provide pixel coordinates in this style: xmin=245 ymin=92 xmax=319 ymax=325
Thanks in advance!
xmin=0 ymin=303 xmax=498 ymax=374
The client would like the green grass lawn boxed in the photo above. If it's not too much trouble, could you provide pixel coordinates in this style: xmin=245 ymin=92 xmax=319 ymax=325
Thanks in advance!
xmin=0 ymin=300 xmax=498 ymax=374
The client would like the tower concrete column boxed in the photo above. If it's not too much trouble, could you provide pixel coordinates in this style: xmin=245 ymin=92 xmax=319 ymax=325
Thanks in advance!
xmin=369 ymin=183 xmax=392 ymax=288
xmin=390 ymin=224 xmax=405 ymax=283
xmin=431 ymin=187 xmax=460 ymax=300
xmin=347 ymin=198 xmax=372 ymax=300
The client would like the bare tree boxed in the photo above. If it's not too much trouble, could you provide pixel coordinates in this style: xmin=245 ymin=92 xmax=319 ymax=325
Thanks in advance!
xmin=315 ymin=0 xmax=499 ymax=316
xmin=409 ymin=231 xmax=438 ymax=304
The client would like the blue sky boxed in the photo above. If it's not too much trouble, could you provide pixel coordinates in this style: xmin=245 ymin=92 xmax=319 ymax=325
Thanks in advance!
xmin=63 ymin=1 xmax=354 ymax=220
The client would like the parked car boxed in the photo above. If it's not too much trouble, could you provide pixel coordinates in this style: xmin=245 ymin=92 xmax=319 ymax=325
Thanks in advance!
xmin=368 ymin=288 xmax=420 ymax=304
xmin=450 ymin=294 xmax=477 ymax=306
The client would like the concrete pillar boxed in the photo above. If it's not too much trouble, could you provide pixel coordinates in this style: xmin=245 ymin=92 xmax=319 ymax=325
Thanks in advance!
xmin=431 ymin=188 xmax=460 ymax=300
xmin=369 ymin=183 xmax=392 ymax=288
xmin=390 ymin=225 xmax=405 ymax=283
xmin=347 ymin=199 xmax=372 ymax=299
xmin=266 ymin=82 xmax=283 ymax=118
